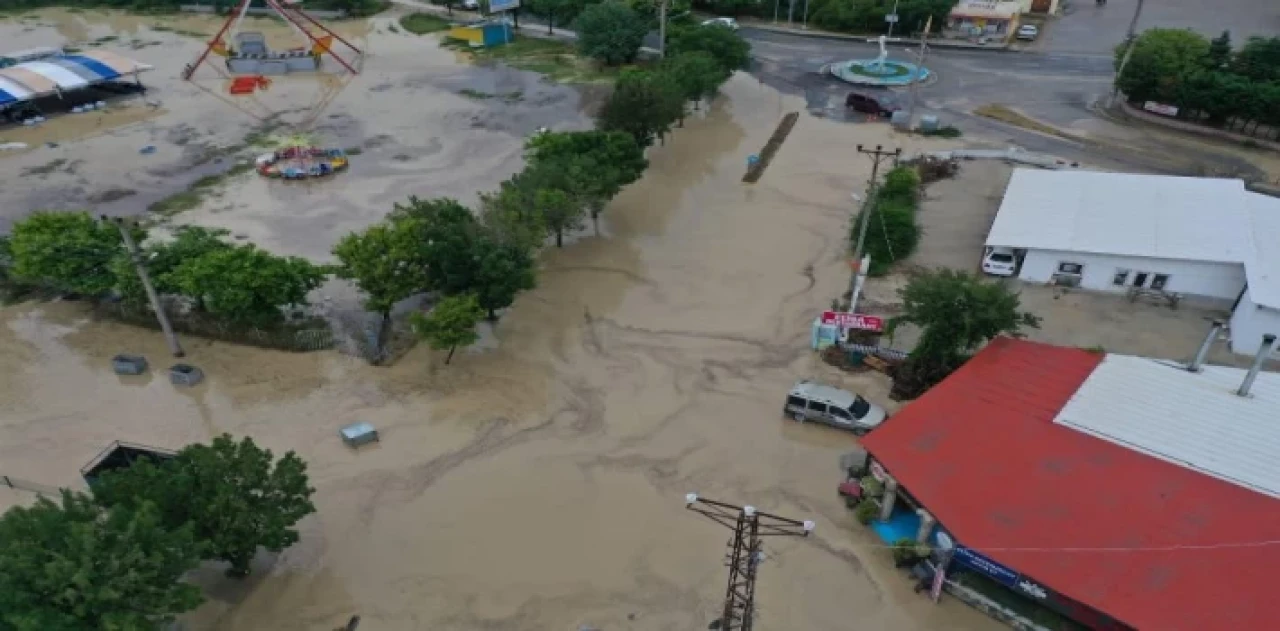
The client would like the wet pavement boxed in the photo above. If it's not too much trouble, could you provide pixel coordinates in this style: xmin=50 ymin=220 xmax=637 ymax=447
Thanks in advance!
xmin=0 ymin=54 xmax=1002 ymax=631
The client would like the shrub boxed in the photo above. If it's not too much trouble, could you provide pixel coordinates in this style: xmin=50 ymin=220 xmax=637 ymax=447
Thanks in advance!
xmin=853 ymin=499 xmax=880 ymax=525
xmin=859 ymin=476 xmax=884 ymax=498
xmin=854 ymin=198 xmax=921 ymax=276
xmin=879 ymin=166 xmax=920 ymax=203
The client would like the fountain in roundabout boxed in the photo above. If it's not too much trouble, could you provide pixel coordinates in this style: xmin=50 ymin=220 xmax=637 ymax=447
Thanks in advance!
xmin=827 ymin=35 xmax=931 ymax=86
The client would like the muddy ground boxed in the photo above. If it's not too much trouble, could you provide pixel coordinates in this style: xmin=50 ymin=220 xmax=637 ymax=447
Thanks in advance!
xmin=1 ymin=8 xmax=1009 ymax=630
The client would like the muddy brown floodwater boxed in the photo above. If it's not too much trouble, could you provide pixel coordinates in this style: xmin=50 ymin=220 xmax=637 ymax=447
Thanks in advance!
xmin=0 ymin=18 xmax=1000 ymax=630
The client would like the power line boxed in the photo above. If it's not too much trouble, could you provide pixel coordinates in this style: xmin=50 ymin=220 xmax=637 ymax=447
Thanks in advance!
xmin=686 ymin=494 xmax=814 ymax=631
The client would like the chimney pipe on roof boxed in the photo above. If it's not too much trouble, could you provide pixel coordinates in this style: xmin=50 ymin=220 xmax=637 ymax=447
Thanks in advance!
xmin=1237 ymin=334 xmax=1277 ymax=397
xmin=1188 ymin=319 xmax=1223 ymax=372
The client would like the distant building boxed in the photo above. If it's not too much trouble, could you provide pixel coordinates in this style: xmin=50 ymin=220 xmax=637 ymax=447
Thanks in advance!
xmin=861 ymin=336 xmax=1280 ymax=631
xmin=985 ymin=169 xmax=1280 ymax=355
xmin=947 ymin=0 xmax=1023 ymax=41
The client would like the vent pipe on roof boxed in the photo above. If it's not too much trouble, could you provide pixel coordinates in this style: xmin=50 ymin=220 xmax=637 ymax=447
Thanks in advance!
xmin=1237 ymin=334 xmax=1278 ymax=397
xmin=1188 ymin=319 xmax=1224 ymax=372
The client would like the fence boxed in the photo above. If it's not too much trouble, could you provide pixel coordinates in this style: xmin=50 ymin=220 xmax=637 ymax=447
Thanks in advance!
xmin=97 ymin=302 xmax=335 ymax=353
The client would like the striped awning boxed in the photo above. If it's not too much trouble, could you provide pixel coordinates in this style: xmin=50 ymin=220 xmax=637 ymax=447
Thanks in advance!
xmin=0 ymin=50 xmax=151 ymax=106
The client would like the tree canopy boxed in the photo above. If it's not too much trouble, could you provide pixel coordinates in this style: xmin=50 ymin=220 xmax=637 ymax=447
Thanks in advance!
xmin=524 ymin=129 xmax=648 ymax=230
xmin=1115 ymin=28 xmax=1211 ymax=104
xmin=94 ymin=434 xmax=317 ymax=577
xmin=0 ymin=491 xmax=203 ymax=630
xmin=390 ymin=197 xmax=483 ymax=295
xmin=598 ymin=69 xmax=685 ymax=146
xmin=165 ymin=245 xmax=326 ymax=327
xmin=667 ymin=23 xmax=751 ymax=73
xmin=333 ymin=218 xmax=428 ymax=318
xmin=573 ymin=1 xmax=649 ymax=65
xmin=8 ymin=211 xmax=128 ymax=297
xmin=887 ymin=269 xmax=1040 ymax=398
xmin=470 ymin=236 xmax=537 ymax=319
xmin=411 ymin=293 xmax=484 ymax=364
xmin=663 ymin=51 xmax=730 ymax=107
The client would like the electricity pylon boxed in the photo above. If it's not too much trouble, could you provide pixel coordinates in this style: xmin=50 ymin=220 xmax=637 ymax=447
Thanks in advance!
xmin=685 ymin=494 xmax=815 ymax=631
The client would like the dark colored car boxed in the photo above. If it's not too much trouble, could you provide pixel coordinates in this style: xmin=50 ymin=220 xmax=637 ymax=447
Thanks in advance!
xmin=846 ymin=92 xmax=899 ymax=117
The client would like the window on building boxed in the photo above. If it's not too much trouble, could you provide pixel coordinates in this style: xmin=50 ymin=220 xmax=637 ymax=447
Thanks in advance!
xmin=1151 ymin=274 xmax=1170 ymax=290
xmin=1133 ymin=272 xmax=1149 ymax=288
xmin=1113 ymin=269 xmax=1130 ymax=286
xmin=1057 ymin=262 xmax=1084 ymax=275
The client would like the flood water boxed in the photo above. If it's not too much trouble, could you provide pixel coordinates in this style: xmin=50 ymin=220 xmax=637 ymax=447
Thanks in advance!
xmin=1 ymin=9 xmax=995 ymax=630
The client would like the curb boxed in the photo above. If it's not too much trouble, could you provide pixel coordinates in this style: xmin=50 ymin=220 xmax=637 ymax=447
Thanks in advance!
xmin=740 ymin=24 xmax=1013 ymax=52
xmin=1113 ymin=100 xmax=1280 ymax=153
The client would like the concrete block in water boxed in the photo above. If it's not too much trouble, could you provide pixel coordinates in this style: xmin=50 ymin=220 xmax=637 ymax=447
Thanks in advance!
xmin=169 ymin=364 xmax=204 ymax=387
xmin=112 ymin=354 xmax=148 ymax=376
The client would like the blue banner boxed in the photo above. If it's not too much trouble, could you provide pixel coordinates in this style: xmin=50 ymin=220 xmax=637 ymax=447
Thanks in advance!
xmin=952 ymin=546 xmax=1020 ymax=588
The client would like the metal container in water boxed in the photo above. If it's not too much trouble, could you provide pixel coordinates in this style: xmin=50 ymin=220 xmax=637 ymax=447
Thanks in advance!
xmin=339 ymin=422 xmax=380 ymax=448
xmin=169 ymin=364 xmax=204 ymax=387
xmin=112 ymin=354 xmax=148 ymax=376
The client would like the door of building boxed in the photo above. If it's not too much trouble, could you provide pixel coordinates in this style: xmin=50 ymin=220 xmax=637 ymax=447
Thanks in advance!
xmin=1031 ymin=0 xmax=1052 ymax=12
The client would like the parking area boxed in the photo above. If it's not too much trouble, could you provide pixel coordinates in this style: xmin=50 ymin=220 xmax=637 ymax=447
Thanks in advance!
xmin=864 ymin=158 xmax=1248 ymax=367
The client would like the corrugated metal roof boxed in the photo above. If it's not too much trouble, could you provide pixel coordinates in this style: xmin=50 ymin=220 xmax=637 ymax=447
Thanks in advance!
xmin=985 ymin=169 xmax=1252 ymax=263
xmin=1055 ymin=353 xmax=1280 ymax=498
xmin=1245 ymin=193 xmax=1280 ymax=310
xmin=861 ymin=338 xmax=1280 ymax=631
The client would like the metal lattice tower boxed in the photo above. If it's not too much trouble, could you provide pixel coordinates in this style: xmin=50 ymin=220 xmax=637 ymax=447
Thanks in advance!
xmin=685 ymin=494 xmax=814 ymax=631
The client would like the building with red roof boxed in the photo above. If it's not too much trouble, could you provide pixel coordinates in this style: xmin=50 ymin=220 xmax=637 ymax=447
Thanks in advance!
xmin=860 ymin=336 xmax=1280 ymax=631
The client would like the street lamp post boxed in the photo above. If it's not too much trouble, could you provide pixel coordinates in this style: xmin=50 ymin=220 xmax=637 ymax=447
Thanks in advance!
xmin=885 ymin=0 xmax=900 ymax=38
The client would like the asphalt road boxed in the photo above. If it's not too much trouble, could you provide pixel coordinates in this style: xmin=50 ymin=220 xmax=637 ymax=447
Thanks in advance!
xmin=1035 ymin=0 xmax=1280 ymax=55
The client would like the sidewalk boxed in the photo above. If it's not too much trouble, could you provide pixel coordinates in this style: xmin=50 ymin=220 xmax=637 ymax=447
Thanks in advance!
xmin=734 ymin=18 xmax=1017 ymax=52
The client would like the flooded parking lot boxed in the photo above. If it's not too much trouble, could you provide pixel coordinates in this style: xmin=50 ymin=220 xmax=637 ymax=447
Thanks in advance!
xmin=0 ymin=8 xmax=998 ymax=627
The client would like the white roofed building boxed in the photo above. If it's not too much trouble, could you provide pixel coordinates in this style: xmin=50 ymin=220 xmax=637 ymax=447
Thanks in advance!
xmin=985 ymin=169 xmax=1280 ymax=356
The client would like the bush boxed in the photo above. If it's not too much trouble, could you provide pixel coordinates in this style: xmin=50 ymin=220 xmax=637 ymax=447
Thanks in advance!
xmin=922 ymin=125 xmax=963 ymax=138
xmin=853 ymin=499 xmax=880 ymax=525
xmin=854 ymin=198 xmax=921 ymax=276
xmin=891 ymin=538 xmax=933 ymax=566
xmin=859 ymin=476 xmax=884 ymax=498
xmin=879 ymin=165 xmax=921 ymax=204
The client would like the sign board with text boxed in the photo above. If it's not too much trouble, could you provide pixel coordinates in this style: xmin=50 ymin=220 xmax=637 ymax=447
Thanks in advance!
xmin=1143 ymin=101 xmax=1179 ymax=117
xmin=820 ymin=311 xmax=885 ymax=332
xmin=953 ymin=546 xmax=1020 ymax=588
xmin=489 ymin=0 xmax=521 ymax=12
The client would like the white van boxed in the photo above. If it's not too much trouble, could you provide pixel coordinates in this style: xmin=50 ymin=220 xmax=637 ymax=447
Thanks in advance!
xmin=784 ymin=380 xmax=887 ymax=435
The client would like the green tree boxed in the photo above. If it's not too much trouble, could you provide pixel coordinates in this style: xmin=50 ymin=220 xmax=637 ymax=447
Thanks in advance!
xmin=663 ymin=51 xmax=729 ymax=109
xmin=1206 ymin=30 xmax=1232 ymax=70
xmin=333 ymin=219 xmax=429 ymax=353
xmin=598 ymin=69 xmax=685 ymax=146
xmin=94 ymin=434 xmax=317 ymax=578
xmin=165 ymin=245 xmax=326 ymax=327
xmin=481 ymin=172 xmax=550 ymax=251
xmin=113 ymin=226 xmax=233 ymax=305
xmin=471 ymin=236 xmax=537 ymax=319
xmin=524 ymin=129 xmax=648 ymax=231
xmin=389 ymin=196 xmax=483 ymax=295
xmin=573 ymin=1 xmax=649 ymax=65
xmin=526 ymin=0 xmax=586 ymax=33
xmin=8 ymin=211 xmax=129 ymax=297
xmin=667 ymin=21 xmax=751 ymax=73
xmin=1114 ymin=28 xmax=1211 ymax=103
xmin=535 ymin=185 xmax=583 ymax=248
xmin=411 ymin=293 xmax=484 ymax=364
xmin=1233 ymin=36 xmax=1280 ymax=83
xmin=853 ymin=199 xmax=921 ymax=276
xmin=0 ymin=491 xmax=203 ymax=630
xmin=878 ymin=165 xmax=921 ymax=204
xmin=887 ymin=269 xmax=1040 ymax=398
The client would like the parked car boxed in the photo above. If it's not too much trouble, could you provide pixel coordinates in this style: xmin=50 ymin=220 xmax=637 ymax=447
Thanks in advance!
xmin=784 ymin=380 xmax=887 ymax=435
xmin=702 ymin=17 xmax=739 ymax=30
xmin=845 ymin=92 xmax=899 ymax=117
xmin=462 ymin=0 xmax=479 ymax=9
xmin=982 ymin=246 xmax=1019 ymax=276
xmin=1016 ymin=24 xmax=1039 ymax=41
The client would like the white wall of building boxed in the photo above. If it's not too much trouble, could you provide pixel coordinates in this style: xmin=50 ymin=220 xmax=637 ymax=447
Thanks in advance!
xmin=1018 ymin=249 xmax=1246 ymax=301
xmin=1229 ymin=288 xmax=1280 ymax=355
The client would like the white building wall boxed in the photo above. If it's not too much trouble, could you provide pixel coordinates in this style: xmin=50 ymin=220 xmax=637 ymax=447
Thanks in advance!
xmin=1017 ymin=249 xmax=1246 ymax=301
xmin=1229 ymin=289 xmax=1280 ymax=355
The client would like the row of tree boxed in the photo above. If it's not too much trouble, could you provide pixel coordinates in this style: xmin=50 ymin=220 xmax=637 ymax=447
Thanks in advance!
xmin=0 ymin=435 xmax=316 ymax=628
xmin=1116 ymin=29 xmax=1280 ymax=137
xmin=3 ymin=213 xmax=326 ymax=328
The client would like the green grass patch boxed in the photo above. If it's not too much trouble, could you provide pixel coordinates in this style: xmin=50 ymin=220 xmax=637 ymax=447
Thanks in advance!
xmin=459 ymin=36 xmax=625 ymax=84
xmin=344 ymin=146 xmax=364 ymax=155
xmin=151 ymin=24 xmax=207 ymax=38
xmin=400 ymin=12 xmax=451 ymax=34
xmin=845 ymin=61 xmax=911 ymax=78
xmin=148 ymin=162 xmax=254 ymax=217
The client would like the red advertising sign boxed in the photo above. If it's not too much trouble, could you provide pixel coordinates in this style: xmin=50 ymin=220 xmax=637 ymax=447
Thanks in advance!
xmin=820 ymin=311 xmax=885 ymax=332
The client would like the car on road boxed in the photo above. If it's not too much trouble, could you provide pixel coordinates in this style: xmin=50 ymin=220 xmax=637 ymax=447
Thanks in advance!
xmin=982 ymin=246 xmax=1019 ymax=276
xmin=462 ymin=0 xmax=479 ymax=9
xmin=784 ymin=380 xmax=887 ymax=435
xmin=702 ymin=17 xmax=739 ymax=30
xmin=845 ymin=92 xmax=899 ymax=117
xmin=1016 ymin=24 xmax=1039 ymax=41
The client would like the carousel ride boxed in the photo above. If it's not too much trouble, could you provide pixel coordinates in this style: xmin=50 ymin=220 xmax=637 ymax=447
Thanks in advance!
xmin=255 ymin=144 xmax=348 ymax=179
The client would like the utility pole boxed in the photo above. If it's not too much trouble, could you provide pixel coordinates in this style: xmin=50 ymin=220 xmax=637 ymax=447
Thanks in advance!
xmin=773 ymin=0 xmax=780 ymax=23
xmin=658 ymin=0 xmax=668 ymax=59
xmin=787 ymin=0 xmax=795 ymax=26
xmin=104 ymin=216 xmax=184 ymax=357
xmin=686 ymin=494 xmax=814 ymax=631
xmin=905 ymin=15 xmax=932 ymax=130
xmin=848 ymin=145 xmax=901 ymax=312
xmin=1109 ymin=0 xmax=1146 ymax=107
xmin=801 ymin=0 xmax=810 ymax=29
xmin=885 ymin=0 xmax=900 ymax=38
